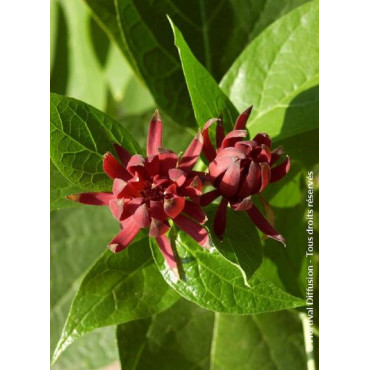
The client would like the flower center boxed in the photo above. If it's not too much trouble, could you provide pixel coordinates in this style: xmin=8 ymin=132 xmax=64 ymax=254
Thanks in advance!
xmin=140 ymin=180 xmax=170 ymax=203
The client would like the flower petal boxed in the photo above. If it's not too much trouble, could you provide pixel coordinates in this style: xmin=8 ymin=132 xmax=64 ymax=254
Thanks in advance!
xmin=113 ymin=178 xmax=126 ymax=197
xmin=258 ymin=144 xmax=271 ymax=163
xmin=127 ymin=154 xmax=146 ymax=177
xmin=150 ymin=200 xmax=168 ymax=221
xmin=217 ymin=147 xmax=246 ymax=160
xmin=216 ymin=119 xmax=225 ymax=148
xmin=149 ymin=218 xmax=171 ymax=237
xmin=147 ymin=109 xmax=163 ymax=156
xmin=219 ymin=159 xmax=241 ymax=198
xmin=158 ymin=152 xmax=178 ymax=175
xmin=234 ymin=106 xmax=253 ymax=130
xmin=200 ymin=189 xmax=220 ymax=206
xmin=107 ymin=216 xmax=141 ymax=253
xmin=109 ymin=198 xmax=124 ymax=220
xmin=258 ymin=195 xmax=276 ymax=228
xmin=121 ymin=197 xmax=144 ymax=219
xmin=230 ymin=196 xmax=253 ymax=211
xmin=221 ymin=130 xmax=247 ymax=148
xmin=235 ymin=140 xmax=257 ymax=156
xmin=183 ymin=200 xmax=208 ymax=224
xmin=155 ymin=234 xmax=177 ymax=272
xmin=114 ymin=144 xmax=131 ymax=167
xmin=270 ymin=147 xmax=284 ymax=165
xmin=178 ymin=131 xmax=203 ymax=173
xmin=66 ymin=192 xmax=114 ymax=205
xmin=180 ymin=175 xmax=203 ymax=200
xmin=133 ymin=203 xmax=151 ymax=228
xmin=202 ymin=118 xmax=219 ymax=161
xmin=209 ymin=156 xmax=234 ymax=180
xmin=213 ymin=197 xmax=228 ymax=240
xmin=145 ymin=155 xmax=160 ymax=177
xmin=173 ymin=214 xmax=210 ymax=248
xmin=237 ymin=161 xmax=261 ymax=197
xmin=103 ymin=152 xmax=129 ymax=180
xmin=270 ymin=156 xmax=290 ymax=183
xmin=259 ymin=162 xmax=271 ymax=192
xmin=164 ymin=196 xmax=186 ymax=219
xmin=247 ymin=205 xmax=286 ymax=246
xmin=253 ymin=133 xmax=271 ymax=147
xmin=168 ymin=168 xmax=187 ymax=187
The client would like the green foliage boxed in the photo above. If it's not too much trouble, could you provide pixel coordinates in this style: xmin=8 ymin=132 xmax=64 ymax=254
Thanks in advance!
xmin=117 ymin=299 xmax=306 ymax=370
xmin=50 ymin=0 xmax=107 ymax=109
xmin=85 ymin=0 xmax=311 ymax=127
xmin=52 ymin=327 xmax=118 ymax=370
xmin=51 ymin=207 xmax=120 ymax=367
xmin=50 ymin=161 xmax=84 ymax=211
xmin=50 ymin=1 xmax=318 ymax=368
xmin=85 ymin=0 xmax=195 ymax=126
xmin=50 ymin=93 xmax=142 ymax=191
xmin=150 ymin=230 xmax=304 ymax=314
xmin=169 ymin=18 xmax=238 ymax=130
xmin=205 ymin=204 xmax=263 ymax=279
xmin=221 ymin=1 xmax=319 ymax=165
xmin=52 ymin=233 xmax=180 ymax=363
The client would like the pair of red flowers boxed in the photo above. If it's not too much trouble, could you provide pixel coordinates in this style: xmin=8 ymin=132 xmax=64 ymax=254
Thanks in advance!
xmin=68 ymin=108 xmax=290 ymax=272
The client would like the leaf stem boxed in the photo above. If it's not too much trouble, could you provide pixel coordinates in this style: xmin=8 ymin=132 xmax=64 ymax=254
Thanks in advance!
xmin=209 ymin=312 xmax=219 ymax=370
xmin=299 ymin=312 xmax=316 ymax=370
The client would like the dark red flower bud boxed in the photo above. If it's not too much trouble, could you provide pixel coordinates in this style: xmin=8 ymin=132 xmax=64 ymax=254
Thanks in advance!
xmin=67 ymin=110 xmax=209 ymax=273
xmin=200 ymin=106 xmax=290 ymax=244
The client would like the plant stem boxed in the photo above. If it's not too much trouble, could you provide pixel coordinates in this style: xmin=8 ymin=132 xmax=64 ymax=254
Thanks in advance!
xmin=299 ymin=313 xmax=316 ymax=370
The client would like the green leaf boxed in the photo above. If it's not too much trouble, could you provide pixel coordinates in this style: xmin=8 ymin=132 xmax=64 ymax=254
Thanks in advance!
xmin=150 ymin=230 xmax=304 ymax=314
xmin=50 ymin=0 xmax=58 ymax=72
xmin=220 ymin=1 xmax=319 ymax=146
xmin=264 ymin=204 xmax=309 ymax=298
xmin=52 ymin=327 xmax=118 ymax=370
xmin=276 ymin=126 xmax=319 ymax=168
xmin=50 ymin=0 xmax=68 ymax=95
xmin=51 ymin=0 xmax=108 ymax=110
xmin=261 ymin=172 xmax=318 ymax=299
xmin=85 ymin=0 xmax=195 ymax=126
xmin=85 ymin=0 xmax=309 ymax=124
xmin=51 ymin=207 xmax=120 ymax=365
xmin=212 ymin=310 xmax=306 ymax=369
xmin=50 ymin=161 xmax=84 ymax=211
xmin=205 ymin=204 xmax=263 ymax=279
xmin=117 ymin=299 xmax=214 ymax=370
xmin=50 ymin=93 xmax=142 ymax=191
xmin=117 ymin=299 xmax=306 ymax=369
xmin=169 ymin=18 xmax=238 ymax=130
xmin=261 ymin=162 xmax=303 ymax=208
xmin=103 ymin=43 xmax=137 ymax=102
xmin=120 ymin=77 xmax=156 ymax=116
xmin=52 ymin=232 xmax=180 ymax=363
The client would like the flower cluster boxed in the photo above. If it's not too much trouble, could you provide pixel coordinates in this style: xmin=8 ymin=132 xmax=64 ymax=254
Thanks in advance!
xmin=200 ymin=107 xmax=290 ymax=245
xmin=68 ymin=111 xmax=208 ymax=271
xmin=68 ymin=108 xmax=289 ymax=272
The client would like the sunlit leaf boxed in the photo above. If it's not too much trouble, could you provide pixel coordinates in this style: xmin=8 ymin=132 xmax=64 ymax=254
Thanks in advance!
xmin=52 ymin=233 xmax=179 ymax=363
xmin=50 ymin=93 xmax=142 ymax=191
xmin=221 ymin=1 xmax=319 ymax=150
xmin=150 ymin=229 xmax=304 ymax=314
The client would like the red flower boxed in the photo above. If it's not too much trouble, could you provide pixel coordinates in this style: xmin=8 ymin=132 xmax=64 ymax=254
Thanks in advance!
xmin=67 ymin=110 xmax=209 ymax=272
xmin=200 ymin=106 xmax=290 ymax=245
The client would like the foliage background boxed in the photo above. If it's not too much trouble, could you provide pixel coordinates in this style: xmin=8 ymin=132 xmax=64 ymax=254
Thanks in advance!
xmin=50 ymin=0 xmax=318 ymax=369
